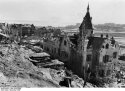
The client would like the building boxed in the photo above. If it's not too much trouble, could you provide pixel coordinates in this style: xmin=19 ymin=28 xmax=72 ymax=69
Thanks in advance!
xmin=42 ymin=34 xmax=60 ymax=59
xmin=21 ymin=24 xmax=35 ymax=37
xmin=42 ymin=4 xmax=120 ymax=78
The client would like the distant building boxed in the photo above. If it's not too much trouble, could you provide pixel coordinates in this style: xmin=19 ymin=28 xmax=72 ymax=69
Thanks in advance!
xmin=42 ymin=36 xmax=60 ymax=59
xmin=1 ymin=24 xmax=36 ymax=42
xmin=21 ymin=24 xmax=35 ymax=37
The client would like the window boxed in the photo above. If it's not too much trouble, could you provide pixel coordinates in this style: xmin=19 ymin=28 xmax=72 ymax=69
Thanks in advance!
xmin=99 ymin=70 xmax=105 ymax=77
xmin=102 ymin=45 xmax=104 ymax=48
xmin=54 ymin=48 xmax=56 ymax=53
xmin=113 ymin=52 xmax=117 ymax=58
xmin=44 ymin=47 xmax=46 ymax=50
xmin=87 ymin=55 xmax=92 ymax=62
xmin=115 ymin=45 xmax=117 ymax=48
xmin=51 ymin=49 xmax=53 ymax=53
xmin=64 ymin=40 xmax=67 ymax=46
xmin=106 ymin=44 xmax=109 ymax=49
xmin=103 ymin=55 xmax=109 ymax=63
xmin=46 ymin=47 xmax=49 ymax=52
xmin=106 ymin=70 xmax=111 ymax=76
xmin=61 ymin=51 xmax=68 ymax=58
xmin=41 ymin=45 xmax=43 ymax=48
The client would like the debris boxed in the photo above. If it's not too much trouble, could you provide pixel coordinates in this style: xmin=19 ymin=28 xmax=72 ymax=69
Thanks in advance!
xmin=29 ymin=52 xmax=50 ymax=58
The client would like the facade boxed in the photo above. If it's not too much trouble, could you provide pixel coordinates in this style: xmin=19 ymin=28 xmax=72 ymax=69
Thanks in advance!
xmin=42 ymin=4 xmax=120 ymax=78
xmin=0 ymin=23 xmax=36 ymax=42
xmin=42 ymin=35 xmax=60 ymax=59
xmin=21 ymin=24 xmax=35 ymax=37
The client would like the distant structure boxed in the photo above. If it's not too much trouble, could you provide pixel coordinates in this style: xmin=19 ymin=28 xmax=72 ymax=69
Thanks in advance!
xmin=0 ymin=23 xmax=36 ymax=43
xmin=41 ymin=4 xmax=120 ymax=78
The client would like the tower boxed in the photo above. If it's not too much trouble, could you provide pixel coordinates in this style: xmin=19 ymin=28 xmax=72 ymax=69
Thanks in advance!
xmin=78 ymin=4 xmax=93 ymax=78
xmin=78 ymin=4 xmax=93 ymax=52
xmin=79 ymin=3 xmax=93 ymax=38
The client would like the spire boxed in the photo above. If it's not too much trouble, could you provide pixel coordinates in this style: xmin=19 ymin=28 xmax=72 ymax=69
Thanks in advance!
xmin=79 ymin=3 xmax=93 ymax=38
xmin=80 ymin=3 xmax=92 ymax=30
xmin=87 ymin=3 xmax=89 ymax=12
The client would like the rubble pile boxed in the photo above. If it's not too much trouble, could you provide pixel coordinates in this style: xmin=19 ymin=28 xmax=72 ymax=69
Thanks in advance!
xmin=0 ymin=44 xmax=60 ymax=87
xmin=94 ymin=60 xmax=125 ymax=88
xmin=0 ymin=43 xmax=97 ymax=88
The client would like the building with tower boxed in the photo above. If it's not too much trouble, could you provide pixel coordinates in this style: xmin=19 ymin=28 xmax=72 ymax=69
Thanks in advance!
xmin=42 ymin=4 xmax=120 ymax=79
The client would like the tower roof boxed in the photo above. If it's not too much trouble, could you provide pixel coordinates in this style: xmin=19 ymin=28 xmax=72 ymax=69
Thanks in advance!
xmin=79 ymin=4 xmax=93 ymax=30
xmin=87 ymin=3 xmax=89 ymax=12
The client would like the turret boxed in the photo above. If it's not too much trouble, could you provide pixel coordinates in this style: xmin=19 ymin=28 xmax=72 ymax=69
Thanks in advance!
xmin=79 ymin=4 xmax=93 ymax=38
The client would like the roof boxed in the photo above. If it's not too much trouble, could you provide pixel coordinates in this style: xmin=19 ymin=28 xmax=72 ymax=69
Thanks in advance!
xmin=79 ymin=5 xmax=93 ymax=30
xmin=87 ymin=37 xmax=107 ymax=50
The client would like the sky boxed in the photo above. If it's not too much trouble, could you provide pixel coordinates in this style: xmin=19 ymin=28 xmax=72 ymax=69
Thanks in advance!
xmin=0 ymin=0 xmax=124 ymax=26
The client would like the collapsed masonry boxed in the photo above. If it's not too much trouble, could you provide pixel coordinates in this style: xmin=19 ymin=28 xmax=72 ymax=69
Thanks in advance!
xmin=0 ymin=42 xmax=97 ymax=88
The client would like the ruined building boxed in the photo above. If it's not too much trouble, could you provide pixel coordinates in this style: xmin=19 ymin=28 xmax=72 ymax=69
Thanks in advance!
xmin=42 ymin=4 xmax=120 ymax=78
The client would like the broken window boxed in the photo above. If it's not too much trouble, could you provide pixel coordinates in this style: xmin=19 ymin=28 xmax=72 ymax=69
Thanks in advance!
xmin=106 ymin=44 xmax=109 ymax=49
xmin=51 ymin=49 xmax=53 ymax=53
xmin=99 ymin=70 xmax=105 ymax=77
xmin=46 ymin=47 xmax=49 ymax=52
xmin=44 ymin=47 xmax=46 ymax=50
xmin=61 ymin=51 xmax=68 ymax=58
xmin=41 ymin=45 xmax=43 ymax=48
xmin=106 ymin=70 xmax=111 ymax=76
xmin=87 ymin=55 xmax=92 ymax=62
xmin=114 ymin=45 xmax=116 ymax=47
xmin=111 ymin=37 xmax=115 ymax=45
xmin=64 ymin=40 xmax=67 ymax=46
xmin=113 ymin=52 xmax=117 ymax=58
xmin=102 ymin=45 xmax=104 ymax=48
xmin=54 ymin=48 xmax=56 ymax=53
xmin=103 ymin=55 xmax=109 ymax=63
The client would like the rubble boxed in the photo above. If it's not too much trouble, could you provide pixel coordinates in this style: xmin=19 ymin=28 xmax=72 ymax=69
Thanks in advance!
xmin=29 ymin=52 xmax=50 ymax=58
xmin=0 ymin=44 xmax=61 ymax=87
xmin=0 ymin=42 xmax=116 ymax=88
xmin=31 ymin=46 xmax=43 ymax=53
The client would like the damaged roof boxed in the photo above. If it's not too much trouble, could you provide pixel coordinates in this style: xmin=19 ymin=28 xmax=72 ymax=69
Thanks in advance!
xmin=69 ymin=34 xmax=78 ymax=46
xmin=87 ymin=37 xmax=107 ymax=50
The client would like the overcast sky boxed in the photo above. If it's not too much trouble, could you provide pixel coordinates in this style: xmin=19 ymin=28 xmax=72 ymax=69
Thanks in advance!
xmin=0 ymin=0 xmax=124 ymax=26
